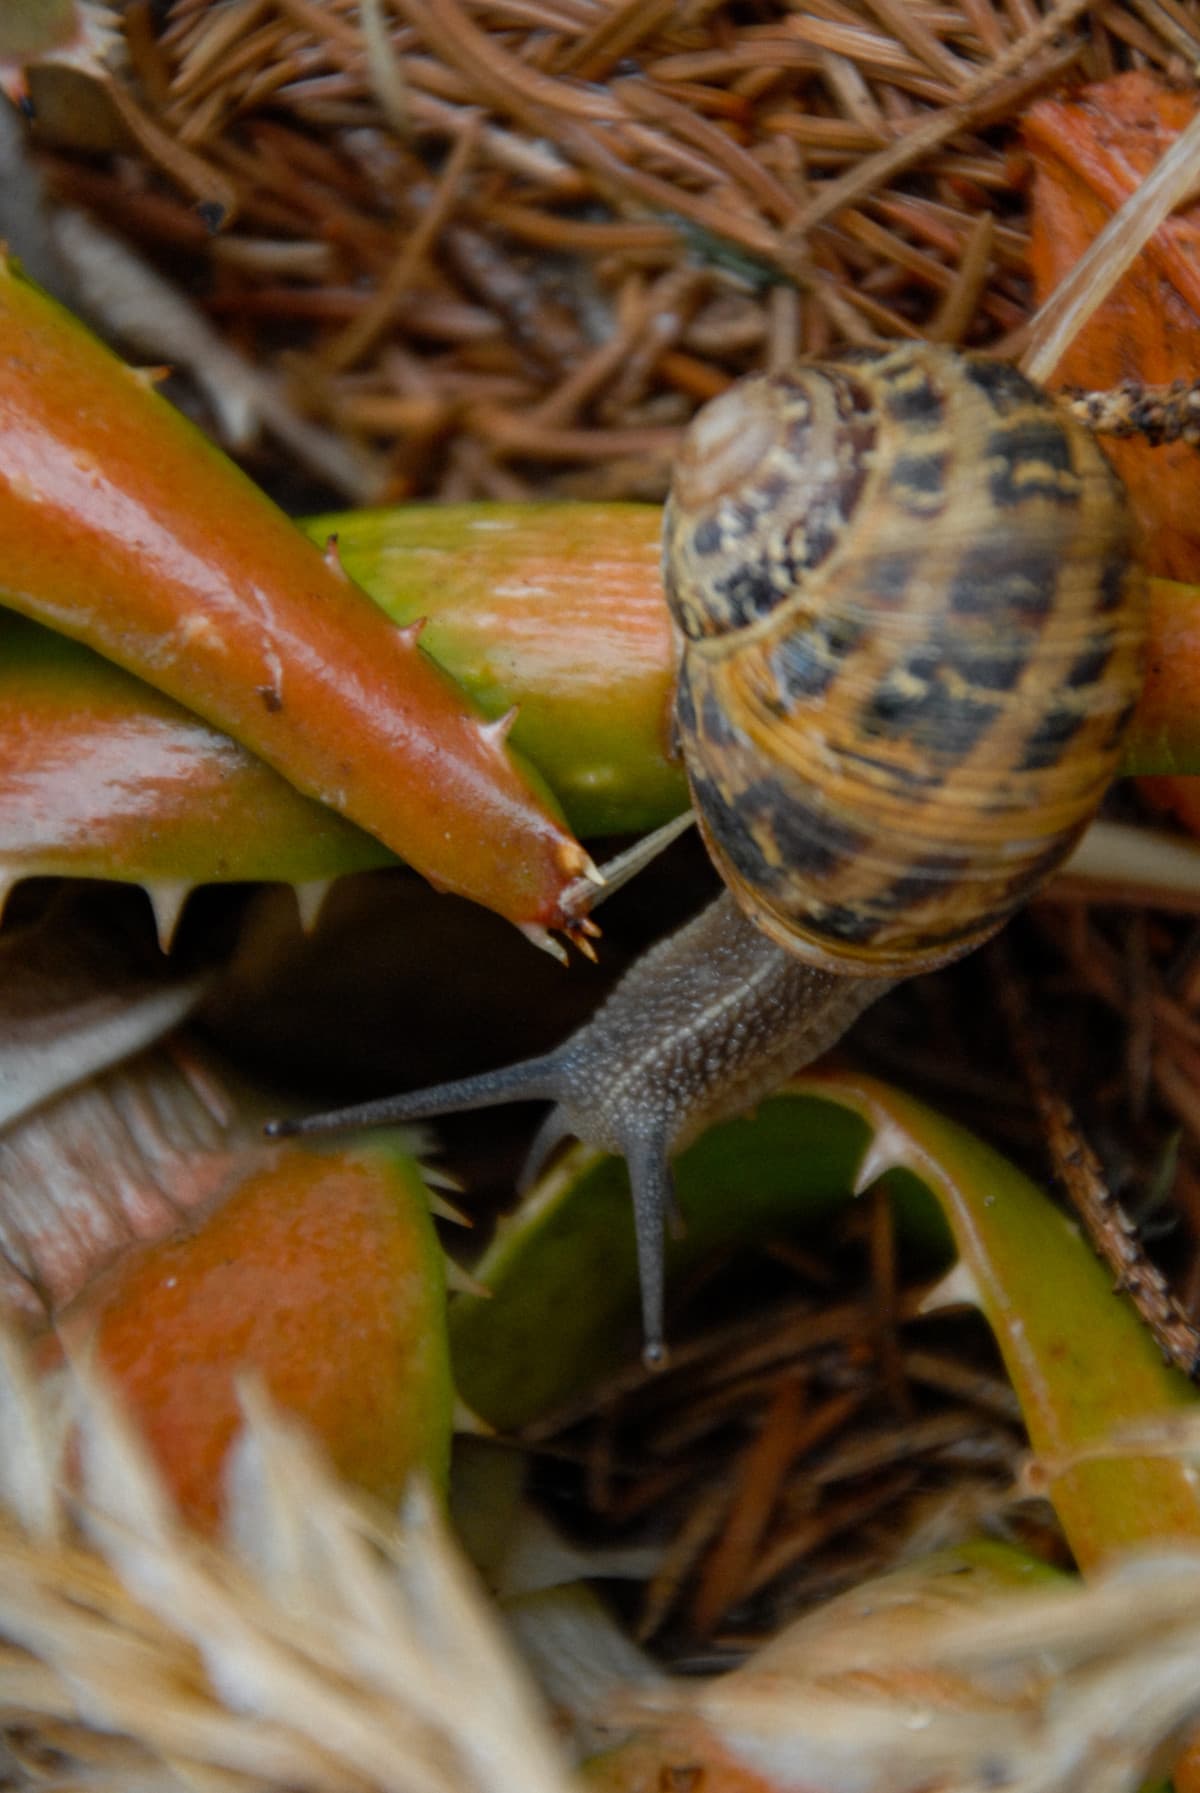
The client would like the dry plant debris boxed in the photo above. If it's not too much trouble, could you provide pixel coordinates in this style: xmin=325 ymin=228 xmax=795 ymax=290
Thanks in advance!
xmin=0 ymin=1321 xmax=575 ymax=1793
xmin=7 ymin=1321 xmax=1200 ymax=1793
xmin=28 ymin=0 xmax=1200 ymax=503
xmin=517 ymin=1204 xmax=1043 ymax=1654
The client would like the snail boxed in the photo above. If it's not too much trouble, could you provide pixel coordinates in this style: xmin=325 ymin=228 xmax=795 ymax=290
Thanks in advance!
xmin=268 ymin=344 xmax=1146 ymax=1364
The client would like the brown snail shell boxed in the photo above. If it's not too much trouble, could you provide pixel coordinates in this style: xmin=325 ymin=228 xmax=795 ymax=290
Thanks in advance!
xmin=663 ymin=343 xmax=1145 ymax=974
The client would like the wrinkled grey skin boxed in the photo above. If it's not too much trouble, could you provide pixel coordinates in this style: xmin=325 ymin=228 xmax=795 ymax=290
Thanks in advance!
xmin=269 ymin=892 xmax=892 ymax=1359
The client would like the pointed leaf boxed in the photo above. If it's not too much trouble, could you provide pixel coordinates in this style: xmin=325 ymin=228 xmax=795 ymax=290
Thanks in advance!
xmin=49 ymin=1141 xmax=452 ymax=1530
xmin=0 ymin=613 xmax=393 ymax=892
xmin=0 ymin=256 xmax=585 ymax=927
xmin=307 ymin=503 xmax=684 ymax=837
xmin=449 ymin=1074 xmax=1200 ymax=1566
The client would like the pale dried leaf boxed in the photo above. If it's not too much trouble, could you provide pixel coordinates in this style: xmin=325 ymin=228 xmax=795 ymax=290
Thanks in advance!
xmin=70 ymin=1351 xmax=181 ymax=1560
xmin=223 ymin=1379 xmax=400 ymax=1634
xmin=394 ymin=1483 xmax=575 ymax=1793
xmin=0 ymin=1325 xmax=69 ymax=1541
xmin=505 ymin=1586 xmax=664 ymax=1758
xmin=628 ymin=1548 xmax=1200 ymax=1793
xmin=0 ymin=908 xmax=207 ymax=1134
xmin=0 ymin=1047 xmax=236 ymax=1319
xmin=1022 ymin=107 xmax=1200 ymax=384
xmin=0 ymin=2 xmax=122 ymax=106
xmin=0 ymin=1322 xmax=580 ymax=1793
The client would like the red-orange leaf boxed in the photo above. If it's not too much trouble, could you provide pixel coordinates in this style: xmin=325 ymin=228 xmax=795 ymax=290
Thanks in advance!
xmin=0 ymin=256 xmax=588 ymax=930
xmin=45 ymin=1144 xmax=452 ymax=1532
xmin=1026 ymin=72 xmax=1200 ymax=583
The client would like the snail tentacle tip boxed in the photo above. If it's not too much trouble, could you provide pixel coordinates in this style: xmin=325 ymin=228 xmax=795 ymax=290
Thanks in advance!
xmin=271 ymin=1053 xmax=565 ymax=1149
xmin=263 ymin=1116 xmax=298 ymax=1139
xmin=625 ymin=1131 xmax=674 ymax=1371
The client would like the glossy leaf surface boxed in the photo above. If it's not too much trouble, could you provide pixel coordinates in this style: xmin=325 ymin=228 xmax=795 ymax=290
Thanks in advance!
xmin=0 ymin=613 xmax=392 ymax=895
xmin=1 ymin=481 xmax=1199 ymax=913
xmin=0 ymin=257 xmax=584 ymax=927
xmin=306 ymin=503 xmax=683 ymax=837
xmin=47 ymin=1141 xmax=452 ymax=1532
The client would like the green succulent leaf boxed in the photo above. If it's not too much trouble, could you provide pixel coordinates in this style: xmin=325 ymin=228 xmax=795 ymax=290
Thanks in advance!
xmin=450 ymin=1071 xmax=1200 ymax=1568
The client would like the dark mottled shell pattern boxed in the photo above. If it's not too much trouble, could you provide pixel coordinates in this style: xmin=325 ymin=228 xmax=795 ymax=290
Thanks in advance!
xmin=663 ymin=344 xmax=1145 ymax=974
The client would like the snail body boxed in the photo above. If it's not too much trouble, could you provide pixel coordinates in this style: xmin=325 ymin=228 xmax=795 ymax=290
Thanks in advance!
xmin=273 ymin=345 xmax=1146 ymax=1362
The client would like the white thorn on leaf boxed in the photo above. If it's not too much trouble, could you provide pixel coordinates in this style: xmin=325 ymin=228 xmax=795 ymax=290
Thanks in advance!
xmin=444 ymin=1256 xmax=491 ymax=1298
xmin=452 ymin=1398 xmax=496 ymax=1437
xmin=919 ymin=1260 xmax=983 ymax=1314
xmin=852 ymin=1120 xmax=911 ymax=1196
xmin=144 ymin=879 xmax=193 ymax=952
xmin=480 ymin=706 xmax=519 ymax=750
xmin=519 ymin=923 xmax=569 ymax=965
xmin=294 ymin=878 xmax=333 ymax=935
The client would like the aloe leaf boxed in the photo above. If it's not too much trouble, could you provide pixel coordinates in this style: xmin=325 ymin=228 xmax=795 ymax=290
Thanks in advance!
xmin=47 ymin=1131 xmax=453 ymax=1529
xmin=2 ymin=509 xmax=1196 ymax=915
xmin=0 ymin=257 xmax=584 ymax=929
xmin=449 ymin=1073 xmax=1200 ymax=1566
xmin=0 ymin=614 xmax=393 ymax=910
xmin=304 ymin=503 xmax=685 ymax=837
xmin=0 ymin=502 xmax=684 ymax=911
xmin=323 ymin=510 xmax=1200 ymax=789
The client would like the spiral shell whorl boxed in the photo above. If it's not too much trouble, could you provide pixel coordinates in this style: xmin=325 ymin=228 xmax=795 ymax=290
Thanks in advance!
xmin=664 ymin=345 xmax=1144 ymax=975
xmin=666 ymin=365 xmax=877 ymax=642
